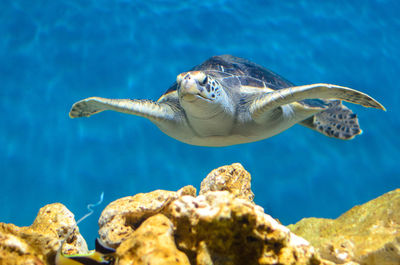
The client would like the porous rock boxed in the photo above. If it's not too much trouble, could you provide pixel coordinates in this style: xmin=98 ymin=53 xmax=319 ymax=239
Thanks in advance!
xmin=98 ymin=185 xmax=196 ymax=248
xmin=166 ymin=190 xmax=324 ymax=265
xmin=30 ymin=203 xmax=88 ymax=255
xmin=289 ymin=189 xmax=400 ymax=265
xmin=0 ymin=223 xmax=43 ymax=265
xmin=200 ymin=163 xmax=254 ymax=202
xmin=0 ymin=203 xmax=87 ymax=265
xmin=117 ymin=213 xmax=190 ymax=265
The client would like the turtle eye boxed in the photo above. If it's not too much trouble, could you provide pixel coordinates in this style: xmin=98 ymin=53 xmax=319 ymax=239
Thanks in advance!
xmin=200 ymin=76 xmax=208 ymax=86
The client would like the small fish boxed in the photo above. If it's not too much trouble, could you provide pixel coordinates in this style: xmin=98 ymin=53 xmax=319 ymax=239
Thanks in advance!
xmin=55 ymin=238 xmax=116 ymax=265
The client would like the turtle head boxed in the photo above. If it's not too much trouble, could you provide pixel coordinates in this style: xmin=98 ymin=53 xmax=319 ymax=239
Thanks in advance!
xmin=177 ymin=71 xmax=231 ymax=120
xmin=176 ymin=70 xmax=235 ymax=136
xmin=177 ymin=71 xmax=222 ymax=103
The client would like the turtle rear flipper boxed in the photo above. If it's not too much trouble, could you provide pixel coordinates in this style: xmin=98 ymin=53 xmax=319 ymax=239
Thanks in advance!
xmin=300 ymin=100 xmax=362 ymax=140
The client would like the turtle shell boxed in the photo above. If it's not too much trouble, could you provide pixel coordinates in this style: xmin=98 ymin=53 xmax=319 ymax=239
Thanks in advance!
xmin=159 ymin=55 xmax=325 ymax=108
xmin=161 ymin=55 xmax=292 ymax=96
xmin=194 ymin=55 xmax=294 ymax=89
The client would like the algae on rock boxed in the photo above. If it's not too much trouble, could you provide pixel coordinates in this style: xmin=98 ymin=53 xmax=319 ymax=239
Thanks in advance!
xmin=289 ymin=189 xmax=400 ymax=265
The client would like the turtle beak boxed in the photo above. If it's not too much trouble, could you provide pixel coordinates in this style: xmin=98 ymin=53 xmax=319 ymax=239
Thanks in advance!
xmin=177 ymin=72 xmax=209 ymax=102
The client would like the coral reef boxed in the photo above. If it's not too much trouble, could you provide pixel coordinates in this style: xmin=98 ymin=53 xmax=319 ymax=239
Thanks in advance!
xmin=98 ymin=185 xmax=196 ymax=248
xmin=1 ymin=163 xmax=399 ymax=265
xmin=288 ymin=189 xmax=400 ymax=265
xmin=200 ymin=163 xmax=254 ymax=202
xmin=117 ymin=214 xmax=190 ymax=265
xmin=166 ymin=190 xmax=320 ymax=265
xmin=0 ymin=203 xmax=87 ymax=264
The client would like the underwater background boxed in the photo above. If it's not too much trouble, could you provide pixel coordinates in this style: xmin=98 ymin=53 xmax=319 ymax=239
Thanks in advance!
xmin=1 ymin=0 xmax=399 ymax=247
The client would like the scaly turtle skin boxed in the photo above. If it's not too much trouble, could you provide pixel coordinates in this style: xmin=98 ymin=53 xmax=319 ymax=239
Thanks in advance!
xmin=69 ymin=55 xmax=385 ymax=147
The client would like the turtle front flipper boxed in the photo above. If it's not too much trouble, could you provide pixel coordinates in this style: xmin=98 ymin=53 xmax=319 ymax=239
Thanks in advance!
xmin=69 ymin=97 xmax=176 ymax=121
xmin=250 ymin=83 xmax=386 ymax=122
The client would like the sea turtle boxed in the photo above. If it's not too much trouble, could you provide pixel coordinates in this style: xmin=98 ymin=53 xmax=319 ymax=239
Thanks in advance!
xmin=69 ymin=55 xmax=385 ymax=147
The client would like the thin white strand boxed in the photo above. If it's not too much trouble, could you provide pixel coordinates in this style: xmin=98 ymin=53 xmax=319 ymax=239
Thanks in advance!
xmin=76 ymin=192 xmax=104 ymax=225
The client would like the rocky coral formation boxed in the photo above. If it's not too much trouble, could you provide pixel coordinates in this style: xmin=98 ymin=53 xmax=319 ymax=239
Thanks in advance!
xmin=98 ymin=185 xmax=196 ymax=248
xmin=166 ymin=190 xmax=320 ymax=265
xmin=200 ymin=163 xmax=254 ymax=202
xmin=0 ymin=203 xmax=87 ymax=265
xmin=117 ymin=214 xmax=190 ymax=265
xmin=1 ymin=163 xmax=399 ymax=265
xmin=288 ymin=189 xmax=400 ymax=265
xmin=97 ymin=163 xmax=329 ymax=265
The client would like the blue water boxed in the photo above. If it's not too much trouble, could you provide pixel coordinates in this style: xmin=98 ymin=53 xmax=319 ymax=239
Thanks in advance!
xmin=1 ymin=0 xmax=399 ymax=248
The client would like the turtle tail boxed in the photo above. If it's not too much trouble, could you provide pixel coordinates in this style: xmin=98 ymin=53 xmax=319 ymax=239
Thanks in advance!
xmin=300 ymin=100 xmax=362 ymax=140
